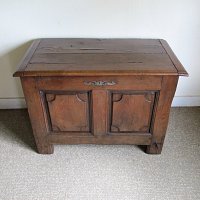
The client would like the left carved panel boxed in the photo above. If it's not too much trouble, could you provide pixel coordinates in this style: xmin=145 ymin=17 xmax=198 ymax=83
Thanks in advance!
xmin=43 ymin=91 xmax=91 ymax=133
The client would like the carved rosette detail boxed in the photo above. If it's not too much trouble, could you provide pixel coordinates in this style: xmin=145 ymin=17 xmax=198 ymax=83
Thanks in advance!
xmin=112 ymin=94 xmax=123 ymax=102
xmin=144 ymin=92 xmax=154 ymax=103
xmin=46 ymin=94 xmax=56 ymax=102
xmin=76 ymin=93 xmax=88 ymax=102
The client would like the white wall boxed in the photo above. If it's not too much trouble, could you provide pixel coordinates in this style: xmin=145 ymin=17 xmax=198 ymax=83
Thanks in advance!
xmin=0 ymin=0 xmax=200 ymax=108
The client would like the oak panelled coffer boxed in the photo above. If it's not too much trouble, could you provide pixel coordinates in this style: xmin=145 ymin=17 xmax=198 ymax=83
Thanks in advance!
xmin=13 ymin=38 xmax=188 ymax=154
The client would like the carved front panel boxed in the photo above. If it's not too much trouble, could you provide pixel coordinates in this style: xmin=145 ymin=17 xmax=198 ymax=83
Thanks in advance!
xmin=45 ymin=92 xmax=90 ymax=133
xmin=110 ymin=92 xmax=155 ymax=133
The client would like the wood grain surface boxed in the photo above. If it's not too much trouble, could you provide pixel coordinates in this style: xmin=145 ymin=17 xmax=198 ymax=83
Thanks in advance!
xmin=13 ymin=38 xmax=188 ymax=77
xmin=13 ymin=39 xmax=187 ymax=154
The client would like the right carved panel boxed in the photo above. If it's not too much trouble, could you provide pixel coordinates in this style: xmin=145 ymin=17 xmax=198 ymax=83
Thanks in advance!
xmin=110 ymin=92 xmax=156 ymax=133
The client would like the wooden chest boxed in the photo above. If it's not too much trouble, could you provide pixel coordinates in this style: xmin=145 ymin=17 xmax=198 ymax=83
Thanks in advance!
xmin=13 ymin=38 xmax=188 ymax=154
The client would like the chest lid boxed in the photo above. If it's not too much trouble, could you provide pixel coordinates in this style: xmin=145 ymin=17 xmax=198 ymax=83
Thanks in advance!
xmin=13 ymin=38 xmax=188 ymax=77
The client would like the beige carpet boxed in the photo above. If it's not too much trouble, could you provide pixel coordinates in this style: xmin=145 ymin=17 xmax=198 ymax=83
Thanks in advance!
xmin=0 ymin=107 xmax=199 ymax=200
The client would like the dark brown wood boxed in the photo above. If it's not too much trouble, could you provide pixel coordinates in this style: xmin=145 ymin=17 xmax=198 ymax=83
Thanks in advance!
xmin=159 ymin=39 xmax=188 ymax=76
xmin=47 ymin=134 xmax=152 ymax=145
xmin=36 ymin=76 xmax=162 ymax=91
xmin=111 ymin=92 xmax=155 ymax=133
xmin=37 ymin=38 xmax=162 ymax=53
xmin=13 ymin=38 xmax=187 ymax=77
xmin=92 ymin=90 xmax=108 ymax=136
xmin=146 ymin=76 xmax=179 ymax=154
xmin=14 ymin=39 xmax=41 ymax=75
xmin=46 ymin=92 xmax=90 ymax=133
xmin=13 ymin=38 xmax=188 ymax=154
xmin=20 ymin=77 xmax=53 ymax=154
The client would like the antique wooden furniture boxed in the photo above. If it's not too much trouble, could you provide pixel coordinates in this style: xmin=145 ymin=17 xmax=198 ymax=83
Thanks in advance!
xmin=13 ymin=38 xmax=188 ymax=154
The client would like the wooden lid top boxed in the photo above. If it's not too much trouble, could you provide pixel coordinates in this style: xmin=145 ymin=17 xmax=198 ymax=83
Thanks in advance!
xmin=13 ymin=38 xmax=188 ymax=77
